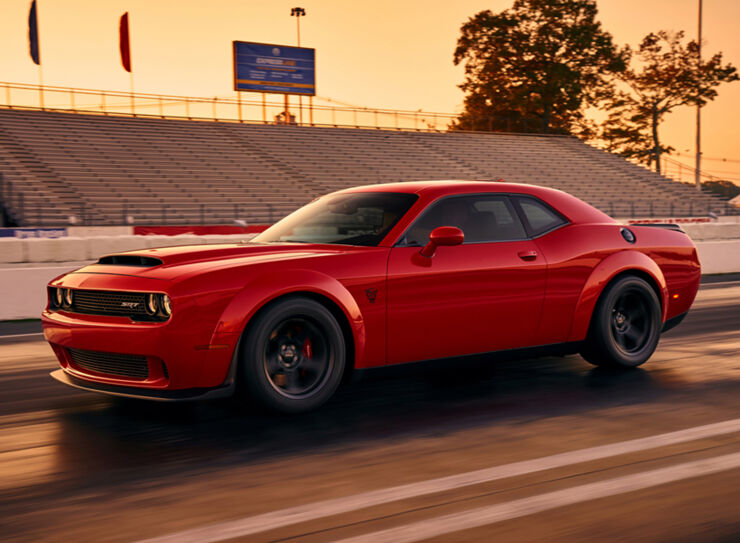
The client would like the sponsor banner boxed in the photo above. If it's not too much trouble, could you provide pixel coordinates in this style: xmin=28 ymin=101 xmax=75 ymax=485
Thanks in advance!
xmin=133 ymin=225 xmax=269 ymax=236
xmin=625 ymin=217 xmax=713 ymax=224
xmin=233 ymin=41 xmax=316 ymax=96
xmin=0 ymin=227 xmax=67 ymax=238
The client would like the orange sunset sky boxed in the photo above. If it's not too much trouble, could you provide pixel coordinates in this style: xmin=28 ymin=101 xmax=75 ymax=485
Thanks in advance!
xmin=2 ymin=0 xmax=739 ymax=184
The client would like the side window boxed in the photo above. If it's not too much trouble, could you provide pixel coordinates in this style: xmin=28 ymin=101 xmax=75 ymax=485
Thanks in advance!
xmin=401 ymin=195 xmax=527 ymax=246
xmin=514 ymin=196 xmax=567 ymax=237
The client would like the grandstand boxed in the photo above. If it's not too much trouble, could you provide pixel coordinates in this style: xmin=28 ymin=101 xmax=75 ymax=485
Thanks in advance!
xmin=0 ymin=107 xmax=734 ymax=227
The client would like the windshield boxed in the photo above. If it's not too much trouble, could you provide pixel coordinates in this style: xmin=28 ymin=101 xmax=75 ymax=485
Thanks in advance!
xmin=253 ymin=192 xmax=419 ymax=246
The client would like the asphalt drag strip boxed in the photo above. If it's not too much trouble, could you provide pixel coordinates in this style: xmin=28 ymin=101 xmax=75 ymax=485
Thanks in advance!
xmin=138 ymin=419 xmax=740 ymax=543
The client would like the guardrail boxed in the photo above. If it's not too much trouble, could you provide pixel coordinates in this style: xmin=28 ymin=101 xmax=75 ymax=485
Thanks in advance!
xmin=2 ymin=175 xmax=738 ymax=228
xmin=0 ymin=81 xmax=456 ymax=132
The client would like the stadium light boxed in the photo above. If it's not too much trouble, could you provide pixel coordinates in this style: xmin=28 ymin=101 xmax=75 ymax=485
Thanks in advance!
xmin=291 ymin=7 xmax=307 ymax=126
xmin=291 ymin=7 xmax=306 ymax=46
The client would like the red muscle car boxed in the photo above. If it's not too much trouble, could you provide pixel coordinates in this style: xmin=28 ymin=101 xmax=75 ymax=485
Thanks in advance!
xmin=43 ymin=181 xmax=701 ymax=412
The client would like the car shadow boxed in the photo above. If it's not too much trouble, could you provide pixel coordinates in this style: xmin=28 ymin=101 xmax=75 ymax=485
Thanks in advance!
xmin=8 ymin=348 xmax=733 ymax=507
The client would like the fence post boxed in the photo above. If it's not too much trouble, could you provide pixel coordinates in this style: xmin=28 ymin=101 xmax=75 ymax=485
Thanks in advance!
xmin=101 ymin=92 xmax=107 ymax=115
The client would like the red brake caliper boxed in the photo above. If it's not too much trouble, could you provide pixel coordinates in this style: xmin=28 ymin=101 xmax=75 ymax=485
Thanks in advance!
xmin=300 ymin=339 xmax=313 ymax=378
xmin=302 ymin=338 xmax=313 ymax=359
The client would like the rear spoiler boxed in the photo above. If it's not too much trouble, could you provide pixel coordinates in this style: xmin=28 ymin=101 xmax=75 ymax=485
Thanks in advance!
xmin=629 ymin=223 xmax=685 ymax=234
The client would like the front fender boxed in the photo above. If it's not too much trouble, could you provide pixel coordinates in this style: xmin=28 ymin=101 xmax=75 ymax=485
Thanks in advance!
xmin=567 ymin=250 xmax=668 ymax=342
xmin=212 ymin=269 xmax=366 ymax=369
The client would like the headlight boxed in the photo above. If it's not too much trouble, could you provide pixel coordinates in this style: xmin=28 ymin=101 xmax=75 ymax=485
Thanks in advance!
xmin=64 ymin=288 xmax=73 ymax=307
xmin=146 ymin=293 xmax=158 ymax=315
xmin=161 ymin=295 xmax=172 ymax=317
xmin=55 ymin=288 xmax=63 ymax=306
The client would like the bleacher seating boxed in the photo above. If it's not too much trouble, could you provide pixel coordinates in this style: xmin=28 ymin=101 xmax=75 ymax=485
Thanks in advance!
xmin=0 ymin=108 xmax=732 ymax=227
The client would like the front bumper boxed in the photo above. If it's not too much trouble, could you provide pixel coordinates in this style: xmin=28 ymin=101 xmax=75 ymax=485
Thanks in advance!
xmin=43 ymin=308 xmax=239 ymax=393
xmin=50 ymin=369 xmax=235 ymax=401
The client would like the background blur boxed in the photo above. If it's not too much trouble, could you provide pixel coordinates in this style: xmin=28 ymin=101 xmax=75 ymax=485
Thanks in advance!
xmin=1 ymin=0 xmax=739 ymax=182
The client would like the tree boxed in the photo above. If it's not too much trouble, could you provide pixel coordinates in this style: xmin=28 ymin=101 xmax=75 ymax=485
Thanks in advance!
xmin=452 ymin=0 xmax=626 ymax=134
xmin=599 ymin=31 xmax=738 ymax=174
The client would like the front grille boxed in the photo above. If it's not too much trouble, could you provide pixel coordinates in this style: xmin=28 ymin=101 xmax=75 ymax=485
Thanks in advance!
xmin=72 ymin=290 xmax=148 ymax=318
xmin=68 ymin=348 xmax=149 ymax=380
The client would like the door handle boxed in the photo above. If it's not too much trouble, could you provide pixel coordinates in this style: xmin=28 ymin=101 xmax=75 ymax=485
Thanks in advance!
xmin=518 ymin=250 xmax=537 ymax=261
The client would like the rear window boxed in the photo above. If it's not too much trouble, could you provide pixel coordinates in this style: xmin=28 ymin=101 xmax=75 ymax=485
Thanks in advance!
xmin=513 ymin=196 xmax=568 ymax=237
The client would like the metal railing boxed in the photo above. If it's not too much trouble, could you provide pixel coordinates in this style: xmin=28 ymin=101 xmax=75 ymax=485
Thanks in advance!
xmin=0 ymin=180 xmax=295 ymax=228
xmin=2 ymin=183 xmax=736 ymax=229
xmin=598 ymin=199 xmax=738 ymax=219
xmin=0 ymin=81 xmax=457 ymax=132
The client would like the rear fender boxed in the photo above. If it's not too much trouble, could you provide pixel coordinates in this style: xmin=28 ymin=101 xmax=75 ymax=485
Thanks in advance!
xmin=213 ymin=269 xmax=366 ymax=369
xmin=567 ymin=250 xmax=668 ymax=342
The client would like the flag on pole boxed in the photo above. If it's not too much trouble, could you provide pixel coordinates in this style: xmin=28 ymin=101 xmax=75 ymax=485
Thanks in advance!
xmin=28 ymin=0 xmax=41 ymax=65
xmin=119 ymin=12 xmax=131 ymax=72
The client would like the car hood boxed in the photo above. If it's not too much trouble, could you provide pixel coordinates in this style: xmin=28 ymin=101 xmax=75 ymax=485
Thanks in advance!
xmin=72 ymin=242 xmax=369 ymax=280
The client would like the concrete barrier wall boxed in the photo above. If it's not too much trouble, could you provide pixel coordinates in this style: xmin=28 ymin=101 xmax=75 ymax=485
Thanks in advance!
xmin=1 ymin=265 xmax=78 ymax=321
xmin=696 ymin=240 xmax=740 ymax=274
xmin=0 ymin=234 xmax=254 ymax=264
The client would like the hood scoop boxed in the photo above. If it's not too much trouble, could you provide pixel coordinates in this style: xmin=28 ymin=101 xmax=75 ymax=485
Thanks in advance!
xmin=98 ymin=255 xmax=163 ymax=267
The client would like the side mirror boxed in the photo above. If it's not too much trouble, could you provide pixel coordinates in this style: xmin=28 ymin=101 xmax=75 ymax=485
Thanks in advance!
xmin=420 ymin=226 xmax=464 ymax=257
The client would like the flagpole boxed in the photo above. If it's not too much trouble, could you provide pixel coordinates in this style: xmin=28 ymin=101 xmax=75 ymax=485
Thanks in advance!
xmin=128 ymin=13 xmax=134 ymax=116
xmin=38 ymin=64 xmax=44 ymax=110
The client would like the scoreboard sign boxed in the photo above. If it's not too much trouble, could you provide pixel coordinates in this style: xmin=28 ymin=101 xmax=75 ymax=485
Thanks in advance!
xmin=233 ymin=41 xmax=316 ymax=96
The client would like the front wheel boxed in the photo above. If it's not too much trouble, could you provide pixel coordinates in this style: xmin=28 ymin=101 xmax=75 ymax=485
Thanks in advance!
xmin=580 ymin=276 xmax=661 ymax=369
xmin=240 ymin=297 xmax=346 ymax=413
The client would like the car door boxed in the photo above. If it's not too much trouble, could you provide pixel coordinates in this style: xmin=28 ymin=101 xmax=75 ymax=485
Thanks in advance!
xmin=386 ymin=194 xmax=547 ymax=365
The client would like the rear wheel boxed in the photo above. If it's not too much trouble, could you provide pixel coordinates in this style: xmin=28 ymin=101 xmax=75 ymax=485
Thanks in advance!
xmin=581 ymin=276 xmax=661 ymax=369
xmin=240 ymin=297 xmax=345 ymax=413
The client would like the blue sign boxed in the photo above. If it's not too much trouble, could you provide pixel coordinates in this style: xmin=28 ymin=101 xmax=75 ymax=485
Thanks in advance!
xmin=0 ymin=228 xmax=67 ymax=238
xmin=233 ymin=41 xmax=316 ymax=96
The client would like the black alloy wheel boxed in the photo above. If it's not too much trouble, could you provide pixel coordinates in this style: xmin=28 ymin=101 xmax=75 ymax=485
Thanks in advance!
xmin=263 ymin=317 xmax=332 ymax=398
xmin=240 ymin=297 xmax=345 ymax=413
xmin=581 ymin=276 xmax=661 ymax=369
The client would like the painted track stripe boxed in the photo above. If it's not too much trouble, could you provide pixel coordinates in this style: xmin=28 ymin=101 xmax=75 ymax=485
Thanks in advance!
xmin=137 ymin=418 xmax=740 ymax=543
xmin=336 ymin=452 xmax=740 ymax=543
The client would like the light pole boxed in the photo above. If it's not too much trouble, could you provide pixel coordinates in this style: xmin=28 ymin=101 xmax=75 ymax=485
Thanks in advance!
xmin=695 ymin=0 xmax=702 ymax=191
xmin=291 ymin=7 xmax=306 ymax=125
xmin=291 ymin=7 xmax=305 ymax=46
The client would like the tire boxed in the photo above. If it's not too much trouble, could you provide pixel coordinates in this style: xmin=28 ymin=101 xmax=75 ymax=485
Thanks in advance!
xmin=239 ymin=297 xmax=346 ymax=413
xmin=580 ymin=276 xmax=661 ymax=369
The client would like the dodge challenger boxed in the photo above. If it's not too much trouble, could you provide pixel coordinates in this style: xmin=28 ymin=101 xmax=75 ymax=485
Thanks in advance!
xmin=43 ymin=181 xmax=701 ymax=412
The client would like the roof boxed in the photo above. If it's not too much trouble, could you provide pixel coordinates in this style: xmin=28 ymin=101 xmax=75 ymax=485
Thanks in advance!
xmin=339 ymin=179 xmax=613 ymax=225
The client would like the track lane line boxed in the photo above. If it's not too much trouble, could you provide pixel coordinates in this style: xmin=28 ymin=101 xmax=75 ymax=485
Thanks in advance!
xmin=136 ymin=418 xmax=740 ymax=543
xmin=335 ymin=451 xmax=740 ymax=543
